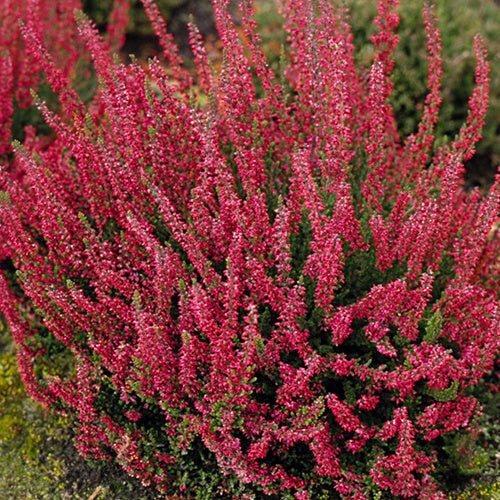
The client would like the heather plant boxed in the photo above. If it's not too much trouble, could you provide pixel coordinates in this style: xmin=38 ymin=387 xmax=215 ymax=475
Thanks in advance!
xmin=0 ymin=0 xmax=499 ymax=498
xmin=0 ymin=0 xmax=128 ymax=143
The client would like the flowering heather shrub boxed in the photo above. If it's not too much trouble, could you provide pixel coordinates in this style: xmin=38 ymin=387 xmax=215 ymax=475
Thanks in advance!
xmin=0 ymin=0 xmax=499 ymax=498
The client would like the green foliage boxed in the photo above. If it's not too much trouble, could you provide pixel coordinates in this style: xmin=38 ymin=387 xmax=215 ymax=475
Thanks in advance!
xmin=438 ymin=373 xmax=500 ymax=499
xmin=423 ymin=309 xmax=443 ymax=343
xmin=451 ymin=480 xmax=500 ymax=500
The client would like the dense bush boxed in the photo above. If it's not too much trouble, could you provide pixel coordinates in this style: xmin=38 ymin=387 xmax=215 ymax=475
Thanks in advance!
xmin=0 ymin=0 xmax=498 ymax=498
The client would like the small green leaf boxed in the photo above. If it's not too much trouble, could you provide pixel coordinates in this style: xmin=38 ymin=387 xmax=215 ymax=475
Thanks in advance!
xmin=423 ymin=310 xmax=443 ymax=343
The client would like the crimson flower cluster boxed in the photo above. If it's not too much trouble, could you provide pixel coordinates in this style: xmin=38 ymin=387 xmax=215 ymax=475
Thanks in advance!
xmin=0 ymin=0 xmax=498 ymax=498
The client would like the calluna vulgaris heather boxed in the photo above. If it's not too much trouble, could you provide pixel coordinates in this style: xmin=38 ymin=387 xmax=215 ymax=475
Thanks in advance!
xmin=0 ymin=0 xmax=498 ymax=498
